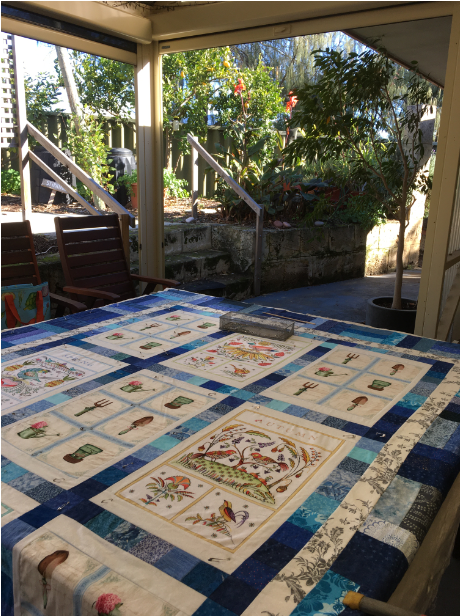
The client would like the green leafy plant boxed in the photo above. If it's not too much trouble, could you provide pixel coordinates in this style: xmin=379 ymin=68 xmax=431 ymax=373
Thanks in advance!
xmin=70 ymin=52 xmax=134 ymax=123
xmin=284 ymin=46 xmax=435 ymax=309
xmin=1 ymin=169 xmax=21 ymax=195
xmin=163 ymin=169 xmax=189 ymax=199
xmin=65 ymin=112 xmax=114 ymax=206
xmin=24 ymin=71 xmax=64 ymax=134
xmin=115 ymin=170 xmax=137 ymax=197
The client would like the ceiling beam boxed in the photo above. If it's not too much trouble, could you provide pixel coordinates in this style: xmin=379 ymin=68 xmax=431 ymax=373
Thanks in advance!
xmin=158 ymin=1 xmax=456 ymax=53
xmin=15 ymin=0 xmax=152 ymax=44
xmin=150 ymin=0 xmax=420 ymax=40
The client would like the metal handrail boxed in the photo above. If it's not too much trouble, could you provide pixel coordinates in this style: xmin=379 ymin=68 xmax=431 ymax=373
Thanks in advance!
xmin=27 ymin=121 xmax=136 ymax=227
xmin=187 ymin=133 xmax=263 ymax=296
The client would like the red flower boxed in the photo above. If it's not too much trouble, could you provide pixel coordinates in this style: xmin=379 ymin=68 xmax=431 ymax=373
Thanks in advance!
xmin=286 ymin=92 xmax=298 ymax=113
xmin=94 ymin=594 xmax=122 ymax=615
xmin=282 ymin=182 xmax=291 ymax=193
xmin=234 ymin=78 xmax=246 ymax=95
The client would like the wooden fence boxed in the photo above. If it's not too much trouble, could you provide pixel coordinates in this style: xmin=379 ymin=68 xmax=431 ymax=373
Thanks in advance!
xmin=1 ymin=112 xmax=286 ymax=199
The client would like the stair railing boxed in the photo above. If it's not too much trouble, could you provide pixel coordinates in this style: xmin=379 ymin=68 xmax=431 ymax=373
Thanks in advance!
xmin=27 ymin=122 xmax=135 ymax=261
xmin=187 ymin=133 xmax=263 ymax=296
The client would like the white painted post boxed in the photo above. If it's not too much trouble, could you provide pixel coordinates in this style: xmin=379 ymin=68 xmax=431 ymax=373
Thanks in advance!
xmin=135 ymin=42 xmax=165 ymax=283
xmin=12 ymin=36 xmax=31 ymax=221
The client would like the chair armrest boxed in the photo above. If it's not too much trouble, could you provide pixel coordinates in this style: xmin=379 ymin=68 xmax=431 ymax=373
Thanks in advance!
xmin=49 ymin=292 xmax=87 ymax=313
xmin=130 ymin=274 xmax=180 ymax=289
xmin=63 ymin=286 xmax=120 ymax=302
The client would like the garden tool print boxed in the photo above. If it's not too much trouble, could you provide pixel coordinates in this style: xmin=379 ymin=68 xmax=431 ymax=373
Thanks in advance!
xmin=347 ymin=396 xmax=368 ymax=411
xmin=37 ymin=550 xmax=69 ymax=609
xmin=343 ymin=353 xmax=360 ymax=364
xmin=390 ymin=363 xmax=405 ymax=375
xmin=17 ymin=421 xmax=60 ymax=439
xmin=368 ymin=379 xmax=391 ymax=391
xmin=118 ymin=416 xmax=153 ymax=435
xmin=140 ymin=323 xmax=161 ymax=331
xmin=294 ymin=382 xmax=318 ymax=396
xmin=63 ymin=444 xmax=102 ymax=464
xmin=74 ymin=399 xmax=113 ymax=417
xmin=315 ymin=367 xmax=348 ymax=377
xmin=170 ymin=330 xmax=191 ymax=339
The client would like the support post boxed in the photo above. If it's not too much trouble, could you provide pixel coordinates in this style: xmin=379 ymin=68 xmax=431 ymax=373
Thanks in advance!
xmin=12 ymin=36 xmax=31 ymax=221
xmin=415 ymin=5 xmax=460 ymax=337
xmin=119 ymin=214 xmax=131 ymax=267
xmin=135 ymin=41 xmax=165 ymax=284
xmin=191 ymin=139 xmax=199 ymax=219
xmin=254 ymin=208 xmax=264 ymax=297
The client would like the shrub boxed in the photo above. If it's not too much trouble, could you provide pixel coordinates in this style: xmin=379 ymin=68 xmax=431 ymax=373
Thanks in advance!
xmin=164 ymin=169 xmax=189 ymax=198
xmin=1 ymin=169 xmax=21 ymax=195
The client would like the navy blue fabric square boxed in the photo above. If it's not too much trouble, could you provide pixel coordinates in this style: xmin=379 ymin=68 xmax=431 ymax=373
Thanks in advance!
xmin=65 ymin=501 xmax=104 ymax=524
xmin=221 ymin=396 xmax=245 ymax=409
xmin=200 ymin=380 xmax=227 ymax=392
xmin=182 ymin=562 xmax=229 ymax=596
xmin=70 ymin=478 xmax=107 ymax=500
xmin=233 ymin=558 xmax=277 ymax=591
xmin=363 ymin=428 xmax=392 ymax=443
xmin=1 ymin=571 xmax=14 ymax=616
xmin=209 ymin=576 xmax=259 ymax=615
xmin=251 ymin=538 xmax=297 ymax=570
xmin=2 ymin=518 xmax=36 ymax=550
xmin=20 ymin=505 xmax=61 ymax=528
xmin=44 ymin=490 xmax=83 ymax=511
xmin=342 ymin=422 xmax=369 ymax=436
xmin=396 ymin=335 xmax=420 ymax=349
xmin=113 ymin=456 xmax=146 ymax=474
xmin=271 ymin=521 xmax=313 ymax=551
xmin=398 ymin=452 xmax=458 ymax=496
xmin=331 ymin=532 xmax=408 ymax=593
xmin=92 ymin=467 xmax=127 ymax=486
xmin=338 ymin=457 xmax=368 ymax=475
xmin=322 ymin=416 xmax=347 ymax=429
xmin=193 ymin=598 xmax=237 ymax=616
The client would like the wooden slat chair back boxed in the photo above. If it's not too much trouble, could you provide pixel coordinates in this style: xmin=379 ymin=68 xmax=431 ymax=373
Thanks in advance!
xmin=1 ymin=221 xmax=41 ymax=287
xmin=1 ymin=220 xmax=86 ymax=318
xmin=55 ymin=214 xmax=179 ymax=307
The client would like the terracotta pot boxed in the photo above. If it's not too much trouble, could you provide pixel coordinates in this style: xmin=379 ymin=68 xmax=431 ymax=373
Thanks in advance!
xmin=131 ymin=183 xmax=138 ymax=209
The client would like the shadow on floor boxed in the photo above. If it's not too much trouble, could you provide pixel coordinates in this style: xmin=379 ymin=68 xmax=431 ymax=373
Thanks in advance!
xmin=426 ymin=556 xmax=460 ymax=616
xmin=248 ymin=269 xmax=421 ymax=324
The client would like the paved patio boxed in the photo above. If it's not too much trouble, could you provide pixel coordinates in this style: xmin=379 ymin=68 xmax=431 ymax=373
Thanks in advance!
xmin=248 ymin=269 xmax=422 ymax=324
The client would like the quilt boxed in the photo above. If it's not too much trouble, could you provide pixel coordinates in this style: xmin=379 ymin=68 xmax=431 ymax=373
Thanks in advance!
xmin=2 ymin=289 xmax=460 ymax=616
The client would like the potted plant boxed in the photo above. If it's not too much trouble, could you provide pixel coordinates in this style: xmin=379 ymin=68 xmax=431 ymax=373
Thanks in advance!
xmin=284 ymin=45 xmax=436 ymax=333
xmin=116 ymin=170 xmax=138 ymax=209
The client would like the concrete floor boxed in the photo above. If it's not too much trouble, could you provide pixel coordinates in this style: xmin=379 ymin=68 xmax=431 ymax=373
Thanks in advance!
xmin=248 ymin=269 xmax=422 ymax=324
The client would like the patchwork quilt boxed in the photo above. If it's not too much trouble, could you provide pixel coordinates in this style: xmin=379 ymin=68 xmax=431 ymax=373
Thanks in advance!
xmin=2 ymin=289 xmax=460 ymax=616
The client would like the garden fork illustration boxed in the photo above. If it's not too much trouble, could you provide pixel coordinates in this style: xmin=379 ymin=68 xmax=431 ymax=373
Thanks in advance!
xmin=343 ymin=353 xmax=360 ymax=364
xmin=294 ymin=382 xmax=319 ymax=396
xmin=74 ymin=399 xmax=113 ymax=417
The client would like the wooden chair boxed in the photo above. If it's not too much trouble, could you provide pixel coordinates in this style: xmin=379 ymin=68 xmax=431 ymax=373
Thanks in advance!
xmin=54 ymin=214 xmax=179 ymax=307
xmin=1 ymin=221 xmax=86 ymax=317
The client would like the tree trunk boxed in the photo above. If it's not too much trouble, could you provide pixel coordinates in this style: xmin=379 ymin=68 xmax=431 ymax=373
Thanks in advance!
xmin=392 ymin=201 xmax=406 ymax=310
xmin=164 ymin=127 xmax=171 ymax=171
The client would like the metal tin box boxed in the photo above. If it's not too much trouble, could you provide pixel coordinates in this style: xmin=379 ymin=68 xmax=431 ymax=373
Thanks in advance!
xmin=219 ymin=312 xmax=294 ymax=340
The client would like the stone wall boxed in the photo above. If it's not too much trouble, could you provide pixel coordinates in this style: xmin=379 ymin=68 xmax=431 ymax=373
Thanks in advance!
xmin=37 ymin=213 xmax=422 ymax=298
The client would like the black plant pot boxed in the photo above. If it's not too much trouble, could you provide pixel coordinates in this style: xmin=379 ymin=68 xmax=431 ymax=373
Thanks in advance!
xmin=365 ymin=297 xmax=417 ymax=334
